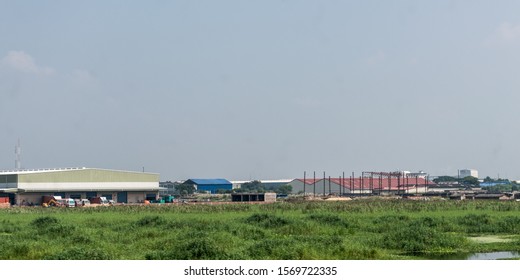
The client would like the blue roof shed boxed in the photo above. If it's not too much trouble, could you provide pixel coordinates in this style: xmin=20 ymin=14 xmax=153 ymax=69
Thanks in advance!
xmin=185 ymin=179 xmax=232 ymax=194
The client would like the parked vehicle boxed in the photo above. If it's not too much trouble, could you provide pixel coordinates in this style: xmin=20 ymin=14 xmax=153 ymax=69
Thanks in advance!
xmin=74 ymin=199 xmax=91 ymax=207
xmin=42 ymin=195 xmax=61 ymax=207
xmin=89 ymin=196 xmax=109 ymax=205
xmin=57 ymin=198 xmax=75 ymax=208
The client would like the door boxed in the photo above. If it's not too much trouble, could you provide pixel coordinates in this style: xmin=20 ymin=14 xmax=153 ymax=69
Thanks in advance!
xmin=117 ymin=192 xmax=128 ymax=203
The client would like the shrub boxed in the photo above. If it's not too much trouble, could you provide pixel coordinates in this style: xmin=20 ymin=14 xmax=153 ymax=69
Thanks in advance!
xmin=145 ymin=237 xmax=229 ymax=260
xmin=379 ymin=220 xmax=468 ymax=253
xmin=308 ymin=213 xmax=349 ymax=228
xmin=245 ymin=213 xmax=290 ymax=228
xmin=45 ymin=247 xmax=112 ymax=260
xmin=136 ymin=216 xmax=166 ymax=227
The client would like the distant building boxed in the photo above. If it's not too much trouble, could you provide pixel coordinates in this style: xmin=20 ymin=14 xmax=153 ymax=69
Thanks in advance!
xmin=289 ymin=177 xmax=432 ymax=195
xmin=230 ymin=179 xmax=293 ymax=190
xmin=230 ymin=180 xmax=250 ymax=189
xmin=231 ymin=192 xmax=277 ymax=202
xmin=184 ymin=179 xmax=232 ymax=194
xmin=406 ymin=171 xmax=428 ymax=179
xmin=460 ymin=169 xmax=478 ymax=178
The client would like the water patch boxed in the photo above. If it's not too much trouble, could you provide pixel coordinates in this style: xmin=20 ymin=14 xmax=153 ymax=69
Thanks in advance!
xmin=422 ymin=251 xmax=520 ymax=260
xmin=467 ymin=251 xmax=520 ymax=260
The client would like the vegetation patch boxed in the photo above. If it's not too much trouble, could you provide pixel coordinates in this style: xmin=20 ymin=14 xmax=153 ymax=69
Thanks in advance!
xmin=0 ymin=200 xmax=519 ymax=259
xmin=245 ymin=213 xmax=291 ymax=228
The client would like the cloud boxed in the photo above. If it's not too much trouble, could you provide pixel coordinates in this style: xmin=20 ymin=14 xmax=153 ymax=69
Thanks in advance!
xmin=496 ymin=22 xmax=520 ymax=41
xmin=1 ymin=51 xmax=54 ymax=75
xmin=486 ymin=22 xmax=520 ymax=47
xmin=366 ymin=51 xmax=385 ymax=65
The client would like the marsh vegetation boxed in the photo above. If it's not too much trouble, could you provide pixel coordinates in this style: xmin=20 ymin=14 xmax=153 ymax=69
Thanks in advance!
xmin=0 ymin=200 xmax=519 ymax=259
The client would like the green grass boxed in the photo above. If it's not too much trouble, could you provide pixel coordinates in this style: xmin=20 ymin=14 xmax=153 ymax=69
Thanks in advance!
xmin=0 ymin=200 xmax=520 ymax=259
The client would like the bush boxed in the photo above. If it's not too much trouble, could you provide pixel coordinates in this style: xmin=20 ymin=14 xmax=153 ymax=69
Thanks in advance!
xmin=308 ymin=213 xmax=350 ymax=228
xmin=30 ymin=216 xmax=75 ymax=237
xmin=31 ymin=216 xmax=59 ymax=227
xmin=45 ymin=247 xmax=113 ymax=260
xmin=457 ymin=214 xmax=493 ymax=233
xmin=136 ymin=216 xmax=166 ymax=227
xmin=379 ymin=220 xmax=468 ymax=254
xmin=145 ymin=237 xmax=229 ymax=260
xmin=245 ymin=213 xmax=290 ymax=228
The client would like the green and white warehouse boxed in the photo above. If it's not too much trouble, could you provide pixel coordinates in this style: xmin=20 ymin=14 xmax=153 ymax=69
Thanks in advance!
xmin=0 ymin=167 xmax=161 ymax=205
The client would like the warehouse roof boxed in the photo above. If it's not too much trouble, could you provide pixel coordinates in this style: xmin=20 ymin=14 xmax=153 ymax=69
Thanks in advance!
xmin=185 ymin=179 xmax=232 ymax=185
xmin=0 ymin=167 xmax=159 ymax=175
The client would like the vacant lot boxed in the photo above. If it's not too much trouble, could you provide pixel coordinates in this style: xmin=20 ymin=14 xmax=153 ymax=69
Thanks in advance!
xmin=0 ymin=200 xmax=519 ymax=259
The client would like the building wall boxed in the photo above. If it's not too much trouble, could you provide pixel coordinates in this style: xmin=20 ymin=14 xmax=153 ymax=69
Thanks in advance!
xmin=18 ymin=168 xmax=159 ymax=183
xmin=17 ymin=191 xmax=151 ymax=205
xmin=196 ymin=184 xmax=232 ymax=194
xmin=264 ymin=193 xmax=277 ymax=202
xmin=16 ymin=182 xmax=159 ymax=192
xmin=460 ymin=169 xmax=478 ymax=178
xmin=289 ymin=179 xmax=349 ymax=195
xmin=128 ymin=192 xmax=145 ymax=203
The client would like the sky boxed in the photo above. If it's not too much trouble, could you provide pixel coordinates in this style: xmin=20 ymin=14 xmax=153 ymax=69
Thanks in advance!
xmin=1 ymin=1 xmax=520 ymax=181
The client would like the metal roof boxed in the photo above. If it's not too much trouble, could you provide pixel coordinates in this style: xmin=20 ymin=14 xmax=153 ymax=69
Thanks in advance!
xmin=0 ymin=167 xmax=159 ymax=175
xmin=186 ymin=179 xmax=232 ymax=185
xmin=296 ymin=177 xmax=433 ymax=190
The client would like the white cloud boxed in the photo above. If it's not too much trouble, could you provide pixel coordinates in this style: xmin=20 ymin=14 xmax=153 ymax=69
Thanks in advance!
xmin=496 ymin=22 xmax=520 ymax=41
xmin=71 ymin=69 xmax=95 ymax=83
xmin=1 ymin=50 xmax=54 ymax=75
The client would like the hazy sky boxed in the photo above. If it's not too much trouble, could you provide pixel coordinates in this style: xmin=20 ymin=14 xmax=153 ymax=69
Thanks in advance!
xmin=1 ymin=1 xmax=520 ymax=180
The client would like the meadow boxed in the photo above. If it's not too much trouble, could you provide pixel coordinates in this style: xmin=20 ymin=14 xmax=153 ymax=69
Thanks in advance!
xmin=1 ymin=199 xmax=520 ymax=260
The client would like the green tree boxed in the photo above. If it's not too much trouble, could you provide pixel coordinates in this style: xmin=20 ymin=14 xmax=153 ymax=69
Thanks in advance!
xmin=276 ymin=184 xmax=293 ymax=194
xmin=433 ymin=176 xmax=458 ymax=183
xmin=461 ymin=176 xmax=479 ymax=187
xmin=239 ymin=180 xmax=265 ymax=193
xmin=174 ymin=183 xmax=195 ymax=196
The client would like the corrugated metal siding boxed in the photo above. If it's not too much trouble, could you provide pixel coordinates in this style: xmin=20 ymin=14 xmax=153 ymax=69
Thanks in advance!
xmin=18 ymin=169 xmax=159 ymax=183
xmin=197 ymin=184 xmax=232 ymax=194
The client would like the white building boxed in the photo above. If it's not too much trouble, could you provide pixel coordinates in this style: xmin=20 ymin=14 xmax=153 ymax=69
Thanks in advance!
xmin=459 ymin=169 xmax=478 ymax=178
xmin=0 ymin=167 xmax=161 ymax=205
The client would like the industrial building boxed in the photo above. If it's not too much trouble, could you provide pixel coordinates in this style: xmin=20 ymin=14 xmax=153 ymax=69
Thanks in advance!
xmin=289 ymin=176 xmax=432 ymax=195
xmin=459 ymin=169 xmax=478 ymax=178
xmin=183 ymin=179 xmax=233 ymax=194
xmin=230 ymin=179 xmax=293 ymax=190
xmin=231 ymin=192 xmax=277 ymax=202
xmin=0 ymin=167 xmax=161 ymax=205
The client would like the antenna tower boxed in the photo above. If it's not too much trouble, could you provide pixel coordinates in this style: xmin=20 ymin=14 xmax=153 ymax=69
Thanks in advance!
xmin=15 ymin=139 xmax=21 ymax=170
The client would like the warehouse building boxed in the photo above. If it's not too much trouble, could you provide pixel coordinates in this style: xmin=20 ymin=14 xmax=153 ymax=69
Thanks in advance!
xmin=183 ymin=179 xmax=233 ymax=194
xmin=0 ymin=167 xmax=161 ymax=205
xmin=230 ymin=179 xmax=293 ymax=190
xmin=231 ymin=192 xmax=277 ymax=202
xmin=289 ymin=177 xmax=432 ymax=195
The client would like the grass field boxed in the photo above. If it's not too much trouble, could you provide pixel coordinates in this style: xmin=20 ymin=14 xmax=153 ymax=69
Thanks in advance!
xmin=1 ymin=199 xmax=520 ymax=260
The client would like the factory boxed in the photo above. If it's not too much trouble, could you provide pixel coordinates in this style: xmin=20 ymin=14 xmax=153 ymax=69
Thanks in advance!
xmin=289 ymin=176 xmax=432 ymax=195
xmin=0 ymin=167 xmax=161 ymax=205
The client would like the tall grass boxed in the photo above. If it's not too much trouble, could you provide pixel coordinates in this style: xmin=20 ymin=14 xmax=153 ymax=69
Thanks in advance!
xmin=0 ymin=200 xmax=519 ymax=259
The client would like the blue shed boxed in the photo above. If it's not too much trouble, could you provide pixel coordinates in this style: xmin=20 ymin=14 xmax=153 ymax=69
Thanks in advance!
xmin=184 ymin=179 xmax=233 ymax=194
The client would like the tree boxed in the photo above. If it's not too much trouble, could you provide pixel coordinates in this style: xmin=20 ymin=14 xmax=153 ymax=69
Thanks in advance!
xmin=461 ymin=176 xmax=479 ymax=187
xmin=276 ymin=184 xmax=293 ymax=194
xmin=239 ymin=180 xmax=265 ymax=193
xmin=174 ymin=183 xmax=195 ymax=196
xmin=433 ymin=176 xmax=458 ymax=184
